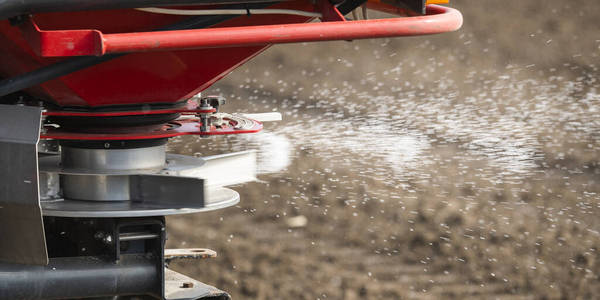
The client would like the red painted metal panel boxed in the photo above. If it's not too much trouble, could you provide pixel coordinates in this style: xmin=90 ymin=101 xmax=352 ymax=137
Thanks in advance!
xmin=0 ymin=1 xmax=313 ymax=107
xmin=19 ymin=19 xmax=105 ymax=57
xmin=21 ymin=4 xmax=461 ymax=56
xmin=0 ymin=2 xmax=461 ymax=109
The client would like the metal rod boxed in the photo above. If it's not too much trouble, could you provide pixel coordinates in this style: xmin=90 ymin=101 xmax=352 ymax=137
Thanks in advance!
xmin=95 ymin=5 xmax=463 ymax=55
xmin=120 ymin=232 xmax=160 ymax=241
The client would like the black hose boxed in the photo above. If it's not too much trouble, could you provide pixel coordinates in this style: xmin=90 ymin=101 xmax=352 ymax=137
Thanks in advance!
xmin=0 ymin=255 xmax=159 ymax=299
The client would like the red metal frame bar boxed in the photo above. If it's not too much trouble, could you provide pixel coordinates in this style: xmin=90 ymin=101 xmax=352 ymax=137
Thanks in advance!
xmin=22 ymin=4 xmax=462 ymax=57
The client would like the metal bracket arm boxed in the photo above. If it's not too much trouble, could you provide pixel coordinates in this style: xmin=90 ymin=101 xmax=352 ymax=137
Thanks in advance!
xmin=0 ymin=104 xmax=48 ymax=265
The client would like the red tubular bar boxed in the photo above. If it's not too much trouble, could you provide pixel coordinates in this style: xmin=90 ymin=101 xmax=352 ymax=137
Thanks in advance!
xmin=105 ymin=5 xmax=462 ymax=54
xmin=23 ymin=4 xmax=462 ymax=57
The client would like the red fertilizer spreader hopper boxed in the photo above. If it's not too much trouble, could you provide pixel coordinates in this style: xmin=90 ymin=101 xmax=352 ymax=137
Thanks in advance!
xmin=0 ymin=0 xmax=461 ymax=299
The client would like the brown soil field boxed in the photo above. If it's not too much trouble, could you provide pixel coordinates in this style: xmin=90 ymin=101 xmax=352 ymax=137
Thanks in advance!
xmin=167 ymin=1 xmax=600 ymax=299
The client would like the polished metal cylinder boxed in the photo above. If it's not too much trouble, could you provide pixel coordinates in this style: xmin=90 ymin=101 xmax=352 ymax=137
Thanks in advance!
xmin=61 ymin=174 xmax=130 ymax=201
xmin=60 ymin=144 xmax=167 ymax=201
xmin=61 ymin=145 xmax=166 ymax=172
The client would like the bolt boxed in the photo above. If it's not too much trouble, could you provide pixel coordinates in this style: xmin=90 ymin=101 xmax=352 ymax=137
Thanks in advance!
xmin=94 ymin=231 xmax=105 ymax=240
xmin=200 ymin=115 xmax=210 ymax=132
xmin=181 ymin=282 xmax=194 ymax=288
xmin=103 ymin=235 xmax=113 ymax=244
xmin=199 ymin=98 xmax=211 ymax=110
xmin=206 ymin=96 xmax=226 ymax=112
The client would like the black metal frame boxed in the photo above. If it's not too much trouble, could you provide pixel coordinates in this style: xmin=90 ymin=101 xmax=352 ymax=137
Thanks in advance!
xmin=1 ymin=216 xmax=166 ymax=299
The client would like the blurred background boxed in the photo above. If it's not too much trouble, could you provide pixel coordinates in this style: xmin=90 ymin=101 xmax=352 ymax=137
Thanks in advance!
xmin=167 ymin=1 xmax=600 ymax=298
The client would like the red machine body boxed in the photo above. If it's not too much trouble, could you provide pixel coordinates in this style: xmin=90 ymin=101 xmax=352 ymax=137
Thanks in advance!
xmin=0 ymin=1 xmax=461 ymax=109
xmin=0 ymin=2 xmax=312 ymax=107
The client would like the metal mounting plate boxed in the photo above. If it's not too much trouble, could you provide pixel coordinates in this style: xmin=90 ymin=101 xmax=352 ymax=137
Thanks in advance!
xmin=0 ymin=104 xmax=48 ymax=265
xmin=165 ymin=248 xmax=217 ymax=263
xmin=165 ymin=268 xmax=231 ymax=300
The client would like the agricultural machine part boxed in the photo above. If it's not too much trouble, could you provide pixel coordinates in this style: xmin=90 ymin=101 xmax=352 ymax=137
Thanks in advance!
xmin=0 ymin=105 xmax=47 ymax=265
xmin=0 ymin=1 xmax=461 ymax=107
xmin=42 ymin=115 xmax=263 ymax=140
xmin=18 ymin=4 xmax=461 ymax=57
xmin=0 ymin=255 xmax=162 ymax=299
xmin=165 ymin=248 xmax=218 ymax=263
xmin=0 ymin=216 xmax=230 ymax=299
xmin=0 ymin=0 xmax=446 ymax=20
xmin=39 ymin=149 xmax=257 ymax=217
xmin=0 ymin=0 xmax=461 ymax=298
xmin=0 ymin=10 xmax=252 ymax=99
